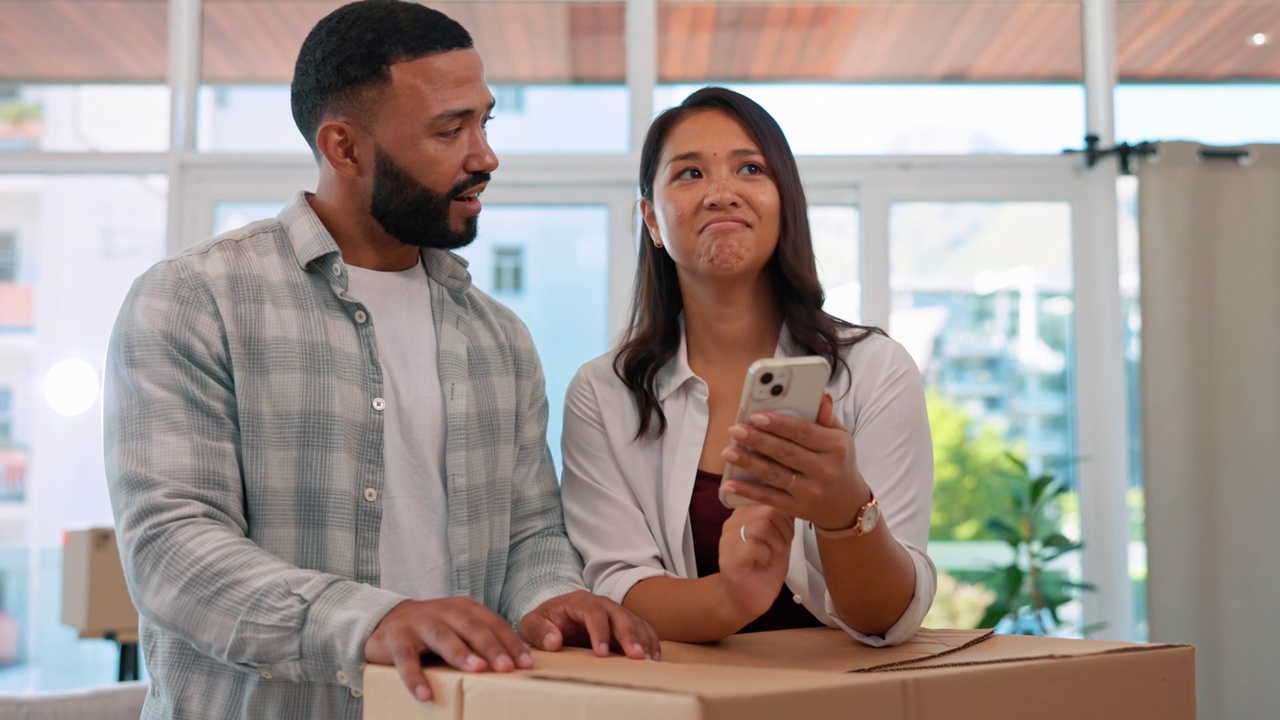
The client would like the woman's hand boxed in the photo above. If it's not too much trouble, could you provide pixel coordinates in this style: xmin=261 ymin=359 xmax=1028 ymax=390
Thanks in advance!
xmin=719 ymin=393 xmax=871 ymax=531
xmin=716 ymin=505 xmax=794 ymax=621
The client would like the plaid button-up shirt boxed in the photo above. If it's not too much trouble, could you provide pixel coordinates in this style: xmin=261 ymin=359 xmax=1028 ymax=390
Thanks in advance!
xmin=104 ymin=192 xmax=584 ymax=719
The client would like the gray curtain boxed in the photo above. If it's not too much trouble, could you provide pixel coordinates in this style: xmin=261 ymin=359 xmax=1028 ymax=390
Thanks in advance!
xmin=1139 ymin=142 xmax=1280 ymax=720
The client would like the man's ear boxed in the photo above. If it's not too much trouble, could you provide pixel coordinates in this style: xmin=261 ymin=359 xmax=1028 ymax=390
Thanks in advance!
xmin=640 ymin=199 xmax=663 ymax=248
xmin=315 ymin=120 xmax=366 ymax=178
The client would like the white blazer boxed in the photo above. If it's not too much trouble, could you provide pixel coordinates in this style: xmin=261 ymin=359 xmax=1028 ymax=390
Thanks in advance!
xmin=560 ymin=328 xmax=937 ymax=646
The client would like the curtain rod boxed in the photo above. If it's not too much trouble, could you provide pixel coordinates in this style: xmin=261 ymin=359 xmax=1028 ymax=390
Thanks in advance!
xmin=1064 ymin=135 xmax=1252 ymax=175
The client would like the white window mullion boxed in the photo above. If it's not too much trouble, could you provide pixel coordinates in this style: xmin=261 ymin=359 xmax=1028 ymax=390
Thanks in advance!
xmin=858 ymin=184 xmax=892 ymax=330
xmin=627 ymin=0 xmax=658 ymax=157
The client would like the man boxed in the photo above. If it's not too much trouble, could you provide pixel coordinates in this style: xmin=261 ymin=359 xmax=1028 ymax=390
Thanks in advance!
xmin=104 ymin=2 xmax=658 ymax=718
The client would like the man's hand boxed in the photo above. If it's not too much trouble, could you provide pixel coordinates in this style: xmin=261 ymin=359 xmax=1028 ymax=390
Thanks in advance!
xmin=518 ymin=590 xmax=661 ymax=661
xmin=364 ymin=597 xmax=532 ymax=703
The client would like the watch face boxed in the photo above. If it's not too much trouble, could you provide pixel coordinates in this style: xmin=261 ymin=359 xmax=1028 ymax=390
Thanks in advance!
xmin=859 ymin=503 xmax=880 ymax=534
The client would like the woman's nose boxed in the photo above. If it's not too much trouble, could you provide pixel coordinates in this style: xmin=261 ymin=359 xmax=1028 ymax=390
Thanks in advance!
xmin=702 ymin=173 xmax=741 ymax=207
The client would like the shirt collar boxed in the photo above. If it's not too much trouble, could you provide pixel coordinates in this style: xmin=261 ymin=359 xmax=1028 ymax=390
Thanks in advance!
xmin=654 ymin=317 xmax=798 ymax=402
xmin=277 ymin=191 xmax=473 ymax=292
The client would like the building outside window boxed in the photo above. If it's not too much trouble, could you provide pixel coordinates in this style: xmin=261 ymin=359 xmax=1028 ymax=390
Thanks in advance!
xmin=493 ymin=246 xmax=525 ymax=294
xmin=0 ymin=231 xmax=16 ymax=281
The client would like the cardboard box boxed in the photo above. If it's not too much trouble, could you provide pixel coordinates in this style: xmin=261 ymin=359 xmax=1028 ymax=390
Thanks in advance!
xmin=364 ymin=627 xmax=1195 ymax=720
xmin=61 ymin=527 xmax=139 ymax=641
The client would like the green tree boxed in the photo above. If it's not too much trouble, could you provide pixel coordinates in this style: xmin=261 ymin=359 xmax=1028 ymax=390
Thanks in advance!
xmin=927 ymin=390 xmax=1015 ymax=541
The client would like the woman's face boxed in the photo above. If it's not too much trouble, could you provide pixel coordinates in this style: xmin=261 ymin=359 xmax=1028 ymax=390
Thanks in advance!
xmin=642 ymin=109 xmax=781 ymax=283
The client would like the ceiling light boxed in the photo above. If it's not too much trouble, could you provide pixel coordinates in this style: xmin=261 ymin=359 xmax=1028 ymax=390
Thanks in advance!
xmin=1249 ymin=33 xmax=1271 ymax=46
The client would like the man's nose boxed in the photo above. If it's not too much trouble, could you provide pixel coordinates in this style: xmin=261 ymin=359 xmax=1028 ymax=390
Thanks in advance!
xmin=468 ymin=133 xmax=499 ymax=173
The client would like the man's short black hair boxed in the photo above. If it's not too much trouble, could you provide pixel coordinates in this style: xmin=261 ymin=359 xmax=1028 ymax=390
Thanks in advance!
xmin=290 ymin=0 xmax=474 ymax=158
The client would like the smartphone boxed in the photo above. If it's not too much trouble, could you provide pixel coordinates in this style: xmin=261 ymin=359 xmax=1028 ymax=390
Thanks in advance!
xmin=719 ymin=355 xmax=830 ymax=508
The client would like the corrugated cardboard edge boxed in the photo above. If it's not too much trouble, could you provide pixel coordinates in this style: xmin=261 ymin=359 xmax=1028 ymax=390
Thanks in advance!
xmin=658 ymin=626 xmax=995 ymax=672
xmin=856 ymin=628 xmax=995 ymax=672
xmin=871 ymin=638 xmax=1197 ymax=673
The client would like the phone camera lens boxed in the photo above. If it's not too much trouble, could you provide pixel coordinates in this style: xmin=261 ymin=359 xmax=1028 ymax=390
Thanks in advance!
xmin=760 ymin=372 xmax=774 ymax=384
xmin=770 ymin=384 xmax=783 ymax=397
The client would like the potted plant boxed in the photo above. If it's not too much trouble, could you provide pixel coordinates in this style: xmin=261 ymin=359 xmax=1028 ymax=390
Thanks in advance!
xmin=977 ymin=452 xmax=1094 ymax=635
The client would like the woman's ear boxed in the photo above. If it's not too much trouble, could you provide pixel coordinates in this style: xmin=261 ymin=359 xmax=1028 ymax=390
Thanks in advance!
xmin=640 ymin=199 xmax=662 ymax=248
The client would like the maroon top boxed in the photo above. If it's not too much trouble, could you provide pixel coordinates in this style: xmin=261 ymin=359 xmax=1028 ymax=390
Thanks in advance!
xmin=690 ymin=469 xmax=823 ymax=633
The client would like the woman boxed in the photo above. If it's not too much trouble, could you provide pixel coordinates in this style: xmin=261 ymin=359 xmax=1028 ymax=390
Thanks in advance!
xmin=560 ymin=87 xmax=936 ymax=645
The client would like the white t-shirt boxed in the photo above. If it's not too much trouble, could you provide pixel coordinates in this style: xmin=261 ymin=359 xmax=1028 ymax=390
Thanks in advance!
xmin=346 ymin=259 xmax=451 ymax=600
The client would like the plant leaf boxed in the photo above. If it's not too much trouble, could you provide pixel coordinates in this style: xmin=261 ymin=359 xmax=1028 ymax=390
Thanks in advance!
xmin=1040 ymin=533 xmax=1073 ymax=548
xmin=977 ymin=604 xmax=1009 ymax=630
xmin=985 ymin=517 xmax=1023 ymax=547
xmin=1043 ymin=543 xmax=1083 ymax=562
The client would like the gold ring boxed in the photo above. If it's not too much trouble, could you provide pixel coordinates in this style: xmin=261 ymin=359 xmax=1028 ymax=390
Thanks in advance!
xmin=787 ymin=472 xmax=797 ymax=491
xmin=739 ymin=525 xmax=747 ymax=543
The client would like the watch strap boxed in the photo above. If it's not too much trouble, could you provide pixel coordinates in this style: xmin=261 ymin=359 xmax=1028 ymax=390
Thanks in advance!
xmin=816 ymin=493 xmax=878 ymax=539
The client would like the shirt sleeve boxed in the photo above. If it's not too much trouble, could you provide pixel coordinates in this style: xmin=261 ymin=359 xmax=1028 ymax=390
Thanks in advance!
xmin=104 ymin=261 xmax=405 ymax=689
xmin=560 ymin=365 xmax=675 ymax=605
xmin=496 ymin=317 xmax=587 ymax=622
xmin=812 ymin=336 xmax=938 ymax=646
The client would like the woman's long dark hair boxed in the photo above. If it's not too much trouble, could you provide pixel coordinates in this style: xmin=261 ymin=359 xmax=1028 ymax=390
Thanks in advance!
xmin=614 ymin=86 xmax=883 ymax=439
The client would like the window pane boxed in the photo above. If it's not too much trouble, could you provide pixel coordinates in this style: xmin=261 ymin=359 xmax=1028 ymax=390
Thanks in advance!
xmin=892 ymin=201 xmax=1086 ymax=635
xmin=0 ymin=174 xmax=167 ymax=691
xmin=655 ymin=84 xmax=1085 ymax=155
xmin=455 ymin=206 xmax=610 ymax=472
xmin=1115 ymin=84 xmax=1280 ymax=146
xmin=810 ymin=205 xmax=861 ymax=323
xmin=198 ymin=1 xmax=628 ymax=154
xmin=0 ymin=85 xmax=168 ymax=153
xmin=1117 ymin=175 xmax=1147 ymax=641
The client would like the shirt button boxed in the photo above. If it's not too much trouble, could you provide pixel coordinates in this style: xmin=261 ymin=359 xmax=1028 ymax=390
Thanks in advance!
xmin=350 ymin=689 xmax=363 ymax=698
xmin=364 ymin=487 xmax=378 ymax=502
xmin=336 ymin=670 xmax=349 ymax=685
xmin=331 ymin=262 xmax=343 ymax=277
xmin=372 ymin=397 xmax=385 ymax=411
xmin=354 ymin=310 xmax=368 ymax=324
xmin=793 ymin=594 xmax=803 ymax=604
xmin=260 ymin=670 xmax=272 ymax=679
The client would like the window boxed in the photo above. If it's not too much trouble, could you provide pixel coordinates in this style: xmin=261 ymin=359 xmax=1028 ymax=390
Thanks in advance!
xmin=0 ymin=387 xmax=11 ymax=444
xmin=0 ymin=175 xmax=166 ymax=691
xmin=492 ymin=246 xmax=525 ymax=293
xmin=0 ymin=231 xmax=15 ymax=281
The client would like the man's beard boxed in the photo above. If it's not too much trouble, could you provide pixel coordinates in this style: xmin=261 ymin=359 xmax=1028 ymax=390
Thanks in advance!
xmin=369 ymin=144 xmax=488 ymax=250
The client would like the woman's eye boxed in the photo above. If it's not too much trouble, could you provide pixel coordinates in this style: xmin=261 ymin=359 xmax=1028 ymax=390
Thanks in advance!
xmin=676 ymin=168 xmax=702 ymax=180
xmin=740 ymin=162 xmax=765 ymax=175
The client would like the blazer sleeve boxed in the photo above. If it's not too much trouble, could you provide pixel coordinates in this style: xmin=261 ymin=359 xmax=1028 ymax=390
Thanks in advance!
xmin=811 ymin=337 xmax=937 ymax=646
xmin=560 ymin=366 xmax=675 ymax=605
